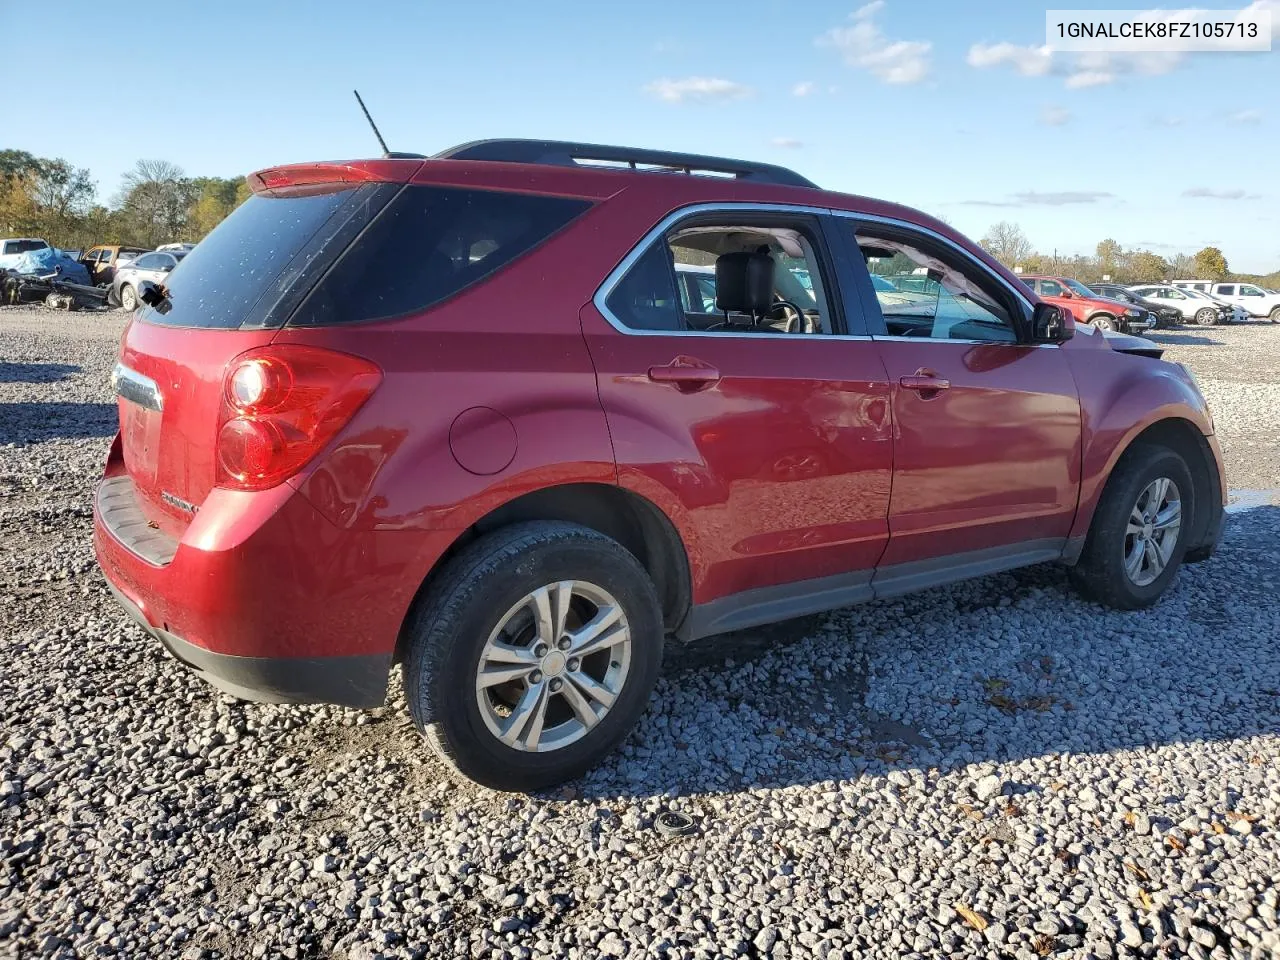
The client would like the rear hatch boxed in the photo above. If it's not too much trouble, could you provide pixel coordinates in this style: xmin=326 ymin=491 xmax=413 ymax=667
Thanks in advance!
xmin=114 ymin=165 xmax=409 ymax=536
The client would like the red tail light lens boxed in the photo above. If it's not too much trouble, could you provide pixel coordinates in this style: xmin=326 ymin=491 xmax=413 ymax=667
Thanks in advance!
xmin=216 ymin=346 xmax=381 ymax=491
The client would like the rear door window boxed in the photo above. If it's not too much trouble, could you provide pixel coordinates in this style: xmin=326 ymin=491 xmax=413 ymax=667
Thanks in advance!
xmin=291 ymin=186 xmax=591 ymax=326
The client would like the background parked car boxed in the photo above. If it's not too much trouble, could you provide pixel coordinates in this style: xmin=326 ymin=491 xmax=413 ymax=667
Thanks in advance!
xmin=156 ymin=242 xmax=196 ymax=253
xmin=1128 ymin=284 xmax=1231 ymax=326
xmin=1195 ymin=282 xmax=1280 ymax=322
xmin=0 ymin=238 xmax=51 ymax=271
xmin=113 ymin=250 xmax=187 ymax=310
xmin=79 ymin=245 xmax=150 ymax=287
xmin=1019 ymin=275 xmax=1154 ymax=333
xmin=1092 ymin=284 xmax=1180 ymax=328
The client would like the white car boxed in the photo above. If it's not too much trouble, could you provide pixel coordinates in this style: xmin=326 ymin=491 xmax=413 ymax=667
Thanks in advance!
xmin=1198 ymin=282 xmax=1280 ymax=322
xmin=0 ymin=238 xmax=51 ymax=272
xmin=1128 ymin=284 xmax=1232 ymax=326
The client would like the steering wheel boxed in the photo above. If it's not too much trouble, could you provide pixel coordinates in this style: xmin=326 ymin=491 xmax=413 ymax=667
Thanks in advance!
xmin=770 ymin=299 xmax=808 ymax=334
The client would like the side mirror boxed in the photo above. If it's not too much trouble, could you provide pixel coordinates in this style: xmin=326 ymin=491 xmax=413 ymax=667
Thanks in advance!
xmin=1031 ymin=303 xmax=1073 ymax=343
xmin=1059 ymin=289 xmax=1074 ymax=298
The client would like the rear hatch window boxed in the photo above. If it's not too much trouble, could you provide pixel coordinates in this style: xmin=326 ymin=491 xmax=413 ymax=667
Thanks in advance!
xmin=136 ymin=183 xmax=590 ymax=330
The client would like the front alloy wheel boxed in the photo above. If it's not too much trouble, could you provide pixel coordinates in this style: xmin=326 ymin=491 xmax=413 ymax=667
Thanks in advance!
xmin=1069 ymin=443 xmax=1194 ymax=610
xmin=1122 ymin=477 xmax=1181 ymax=586
xmin=475 ymin=581 xmax=631 ymax=753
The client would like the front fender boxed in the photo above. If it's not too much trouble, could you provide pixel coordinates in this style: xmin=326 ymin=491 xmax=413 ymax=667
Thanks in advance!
xmin=1066 ymin=352 xmax=1216 ymax=547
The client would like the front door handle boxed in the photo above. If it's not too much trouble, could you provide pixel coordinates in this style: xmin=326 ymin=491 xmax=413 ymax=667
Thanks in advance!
xmin=899 ymin=372 xmax=950 ymax=396
xmin=648 ymin=358 xmax=722 ymax=392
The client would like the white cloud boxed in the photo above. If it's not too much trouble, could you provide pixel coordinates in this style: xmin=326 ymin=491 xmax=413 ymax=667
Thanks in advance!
xmin=1039 ymin=105 xmax=1071 ymax=126
xmin=1243 ymin=0 xmax=1280 ymax=40
xmin=818 ymin=2 xmax=932 ymax=85
xmin=1065 ymin=70 xmax=1114 ymax=89
xmin=791 ymin=81 xmax=816 ymax=97
xmin=961 ymin=190 xmax=1114 ymax=207
xmin=1183 ymin=187 xmax=1260 ymax=200
xmin=1229 ymin=108 xmax=1263 ymax=124
xmin=968 ymin=36 xmax=1184 ymax=88
xmin=643 ymin=77 xmax=754 ymax=103
xmin=770 ymin=137 xmax=804 ymax=149
xmin=967 ymin=42 xmax=1052 ymax=76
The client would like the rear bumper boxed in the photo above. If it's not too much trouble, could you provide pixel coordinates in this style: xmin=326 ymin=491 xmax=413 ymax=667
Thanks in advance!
xmin=92 ymin=442 xmax=450 ymax=708
xmin=105 ymin=578 xmax=389 ymax=707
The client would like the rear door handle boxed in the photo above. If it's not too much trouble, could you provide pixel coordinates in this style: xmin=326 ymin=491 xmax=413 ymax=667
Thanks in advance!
xmin=899 ymin=373 xmax=950 ymax=394
xmin=648 ymin=359 xmax=722 ymax=392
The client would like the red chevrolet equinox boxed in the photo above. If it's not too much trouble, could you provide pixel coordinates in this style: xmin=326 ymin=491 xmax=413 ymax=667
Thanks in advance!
xmin=95 ymin=140 xmax=1226 ymax=789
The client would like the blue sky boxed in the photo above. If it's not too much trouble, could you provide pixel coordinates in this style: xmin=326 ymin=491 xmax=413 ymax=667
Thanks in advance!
xmin=7 ymin=0 xmax=1278 ymax=271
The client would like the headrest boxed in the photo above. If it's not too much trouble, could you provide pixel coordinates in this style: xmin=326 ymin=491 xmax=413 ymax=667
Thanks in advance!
xmin=715 ymin=250 xmax=774 ymax=315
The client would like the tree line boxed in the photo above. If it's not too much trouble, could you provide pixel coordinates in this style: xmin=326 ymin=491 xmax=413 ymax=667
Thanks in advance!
xmin=979 ymin=220 xmax=1279 ymax=288
xmin=0 ymin=149 xmax=249 ymax=252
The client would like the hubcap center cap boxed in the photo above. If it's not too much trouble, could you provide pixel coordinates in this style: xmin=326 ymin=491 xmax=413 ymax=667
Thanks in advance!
xmin=540 ymin=651 xmax=567 ymax=677
xmin=1142 ymin=522 xmax=1154 ymax=539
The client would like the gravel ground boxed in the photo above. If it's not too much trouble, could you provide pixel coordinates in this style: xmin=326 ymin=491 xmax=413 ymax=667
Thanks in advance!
xmin=2 ymin=307 xmax=1279 ymax=960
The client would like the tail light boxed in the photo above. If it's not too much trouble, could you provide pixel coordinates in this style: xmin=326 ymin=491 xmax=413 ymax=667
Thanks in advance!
xmin=215 ymin=346 xmax=382 ymax=491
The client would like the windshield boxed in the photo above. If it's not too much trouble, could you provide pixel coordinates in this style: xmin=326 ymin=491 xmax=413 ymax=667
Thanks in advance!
xmin=1064 ymin=279 xmax=1097 ymax=297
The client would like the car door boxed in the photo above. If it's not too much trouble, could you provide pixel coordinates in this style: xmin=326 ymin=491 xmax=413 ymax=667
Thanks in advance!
xmin=581 ymin=208 xmax=893 ymax=634
xmin=837 ymin=219 xmax=1081 ymax=574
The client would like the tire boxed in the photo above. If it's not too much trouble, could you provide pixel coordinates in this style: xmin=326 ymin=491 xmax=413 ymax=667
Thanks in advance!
xmin=403 ymin=521 xmax=663 ymax=790
xmin=1193 ymin=307 xmax=1217 ymax=327
xmin=1091 ymin=315 xmax=1116 ymax=332
xmin=1069 ymin=444 xmax=1194 ymax=610
xmin=1270 ymin=306 xmax=1280 ymax=324
xmin=119 ymin=284 xmax=137 ymax=311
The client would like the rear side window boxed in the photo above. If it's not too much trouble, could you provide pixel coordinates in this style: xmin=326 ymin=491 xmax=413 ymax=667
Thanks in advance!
xmin=291 ymin=186 xmax=591 ymax=326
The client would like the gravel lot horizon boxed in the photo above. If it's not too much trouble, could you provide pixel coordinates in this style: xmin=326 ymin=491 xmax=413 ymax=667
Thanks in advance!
xmin=2 ymin=307 xmax=1278 ymax=959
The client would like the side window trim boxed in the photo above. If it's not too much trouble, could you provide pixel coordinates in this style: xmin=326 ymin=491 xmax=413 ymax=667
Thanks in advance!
xmin=838 ymin=215 xmax=1036 ymax=345
xmin=594 ymin=202 xmax=870 ymax=340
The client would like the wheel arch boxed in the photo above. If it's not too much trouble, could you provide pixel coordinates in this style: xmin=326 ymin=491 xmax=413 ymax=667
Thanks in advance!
xmin=1065 ymin=415 xmax=1221 ymax=564
xmin=394 ymin=482 xmax=692 ymax=663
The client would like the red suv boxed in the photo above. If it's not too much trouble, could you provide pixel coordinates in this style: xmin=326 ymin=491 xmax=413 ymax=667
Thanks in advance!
xmin=1020 ymin=275 xmax=1156 ymax=335
xmin=95 ymin=140 xmax=1226 ymax=789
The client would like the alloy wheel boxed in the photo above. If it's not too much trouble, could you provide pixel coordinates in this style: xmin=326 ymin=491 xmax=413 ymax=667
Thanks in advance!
xmin=1122 ymin=477 xmax=1182 ymax=587
xmin=475 ymin=580 xmax=632 ymax=753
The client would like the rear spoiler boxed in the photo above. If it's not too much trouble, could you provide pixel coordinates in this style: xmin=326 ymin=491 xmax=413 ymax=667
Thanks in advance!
xmin=247 ymin=159 xmax=424 ymax=194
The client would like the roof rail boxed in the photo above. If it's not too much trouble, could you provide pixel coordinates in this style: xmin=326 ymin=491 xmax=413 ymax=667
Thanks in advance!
xmin=433 ymin=139 xmax=818 ymax=188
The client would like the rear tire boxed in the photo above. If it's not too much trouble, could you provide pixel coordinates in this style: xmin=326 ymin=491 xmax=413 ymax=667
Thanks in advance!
xmin=1193 ymin=307 xmax=1217 ymax=327
xmin=1070 ymin=444 xmax=1194 ymax=610
xmin=403 ymin=521 xmax=663 ymax=791
xmin=119 ymin=284 xmax=137 ymax=311
xmin=1270 ymin=306 xmax=1280 ymax=324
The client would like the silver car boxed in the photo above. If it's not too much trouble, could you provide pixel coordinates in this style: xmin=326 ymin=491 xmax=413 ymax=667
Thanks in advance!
xmin=113 ymin=250 xmax=187 ymax=310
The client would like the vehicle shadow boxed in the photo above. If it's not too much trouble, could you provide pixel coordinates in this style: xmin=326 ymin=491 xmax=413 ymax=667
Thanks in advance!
xmin=1146 ymin=332 xmax=1222 ymax=346
xmin=0 ymin=361 xmax=81 ymax=383
xmin=573 ymin=505 xmax=1280 ymax=799
xmin=0 ymin=402 xmax=117 ymax=445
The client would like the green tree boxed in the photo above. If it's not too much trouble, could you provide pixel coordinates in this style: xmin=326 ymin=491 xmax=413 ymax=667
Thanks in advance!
xmin=1126 ymin=251 xmax=1169 ymax=283
xmin=1192 ymin=246 xmax=1228 ymax=280
xmin=1095 ymin=238 xmax=1123 ymax=274
xmin=117 ymin=159 xmax=197 ymax=247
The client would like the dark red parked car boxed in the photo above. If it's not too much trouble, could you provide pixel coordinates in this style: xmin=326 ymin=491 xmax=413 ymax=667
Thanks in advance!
xmin=95 ymin=140 xmax=1226 ymax=789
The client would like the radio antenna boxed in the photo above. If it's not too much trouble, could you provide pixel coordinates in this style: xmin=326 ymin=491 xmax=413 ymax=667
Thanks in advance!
xmin=353 ymin=89 xmax=390 ymax=157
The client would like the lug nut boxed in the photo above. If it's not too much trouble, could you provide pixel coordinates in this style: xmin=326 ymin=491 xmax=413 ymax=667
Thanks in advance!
xmin=549 ymin=678 xmax=563 ymax=692
xmin=529 ymin=671 xmax=543 ymax=684
xmin=533 ymin=643 xmax=548 ymax=657
xmin=557 ymin=637 xmax=572 ymax=651
xmin=567 ymin=658 xmax=580 ymax=672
